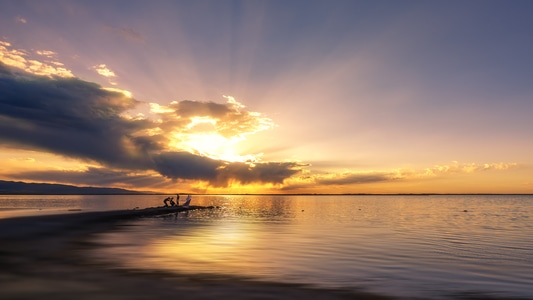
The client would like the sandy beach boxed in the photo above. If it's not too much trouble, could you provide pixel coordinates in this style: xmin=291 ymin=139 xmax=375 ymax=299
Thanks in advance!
xmin=0 ymin=207 xmax=394 ymax=300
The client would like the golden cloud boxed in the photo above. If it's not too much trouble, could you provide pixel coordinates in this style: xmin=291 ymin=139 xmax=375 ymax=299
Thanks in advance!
xmin=0 ymin=40 xmax=73 ymax=77
xmin=423 ymin=161 xmax=519 ymax=176
xmin=92 ymin=63 xmax=116 ymax=78
xmin=35 ymin=50 xmax=57 ymax=58
xmin=282 ymin=161 xmax=519 ymax=191
xmin=102 ymin=87 xmax=133 ymax=98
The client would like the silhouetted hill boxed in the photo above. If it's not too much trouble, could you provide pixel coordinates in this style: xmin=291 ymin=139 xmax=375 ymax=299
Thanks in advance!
xmin=0 ymin=180 xmax=147 ymax=195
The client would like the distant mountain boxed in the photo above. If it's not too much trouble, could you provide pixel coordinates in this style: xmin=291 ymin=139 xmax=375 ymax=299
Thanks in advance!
xmin=0 ymin=180 xmax=148 ymax=195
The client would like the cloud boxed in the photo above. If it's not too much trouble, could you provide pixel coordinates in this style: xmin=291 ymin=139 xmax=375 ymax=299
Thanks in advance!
xmin=103 ymin=25 xmax=145 ymax=43
xmin=102 ymin=87 xmax=132 ymax=98
xmin=15 ymin=17 xmax=27 ymax=24
xmin=316 ymin=172 xmax=399 ymax=185
xmin=7 ymin=153 xmax=303 ymax=190
xmin=92 ymin=63 xmax=118 ymax=85
xmin=92 ymin=63 xmax=116 ymax=78
xmin=0 ymin=63 xmax=154 ymax=170
xmin=153 ymin=151 xmax=221 ymax=180
xmin=423 ymin=161 xmax=519 ymax=176
xmin=0 ymin=58 xmax=300 ymax=188
xmin=153 ymin=151 xmax=299 ymax=184
xmin=153 ymin=152 xmax=302 ymax=187
xmin=35 ymin=50 xmax=57 ymax=58
xmin=164 ymin=99 xmax=275 ymax=138
xmin=281 ymin=161 xmax=519 ymax=191
xmin=0 ymin=41 xmax=73 ymax=77
xmin=279 ymin=170 xmax=401 ymax=192
xmin=216 ymin=161 xmax=302 ymax=186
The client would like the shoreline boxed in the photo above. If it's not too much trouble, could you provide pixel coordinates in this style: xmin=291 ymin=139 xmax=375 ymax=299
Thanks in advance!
xmin=0 ymin=207 xmax=394 ymax=300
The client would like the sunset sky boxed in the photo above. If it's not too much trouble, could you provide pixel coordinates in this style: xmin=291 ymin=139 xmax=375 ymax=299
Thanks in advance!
xmin=1 ymin=0 xmax=532 ymax=194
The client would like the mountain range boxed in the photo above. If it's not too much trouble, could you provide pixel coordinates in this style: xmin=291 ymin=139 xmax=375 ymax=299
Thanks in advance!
xmin=0 ymin=180 xmax=148 ymax=195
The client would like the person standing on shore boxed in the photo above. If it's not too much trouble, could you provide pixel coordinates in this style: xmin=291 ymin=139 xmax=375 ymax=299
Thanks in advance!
xmin=176 ymin=194 xmax=180 ymax=206
xmin=182 ymin=195 xmax=192 ymax=208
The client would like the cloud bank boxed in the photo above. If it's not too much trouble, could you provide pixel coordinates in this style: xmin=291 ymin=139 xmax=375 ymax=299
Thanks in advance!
xmin=282 ymin=161 xmax=519 ymax=192
xmin=0 ymin=57 xmax=302 ymax=188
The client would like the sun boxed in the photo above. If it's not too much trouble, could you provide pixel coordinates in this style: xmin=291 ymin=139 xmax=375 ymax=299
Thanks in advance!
xmin=169 ymin=117 xmax=260 ymax=163
xmin=179 ymin=132 xmax=258 ymax=163
xmin=153 ymin=95 xmax=273 ymax=163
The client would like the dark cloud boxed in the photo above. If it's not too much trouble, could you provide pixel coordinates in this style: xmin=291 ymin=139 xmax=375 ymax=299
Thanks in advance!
xmin=217 ymin=162 xmax=302 ymax=186
xmin=0 ymin=62 xmax=301 ymax=188
xmin=316 ymin=173 xmax=397 ymax=186
xmin=0 ymin=64 xmax=157 ymax=169
xmin=280 ymin=172 xmax=399 ymax=192
xmin=0 ymin=61 xmax=13 ymax=75
xmin=153 ymin=152 xmax=302 ymax=187
xmin=153 ymin=152 xmax=221 ymax=180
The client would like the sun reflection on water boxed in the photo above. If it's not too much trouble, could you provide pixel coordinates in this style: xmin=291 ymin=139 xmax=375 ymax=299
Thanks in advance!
xmin=151 ymin=221 xmax=260 ymax=271
xmin=90 ymin=195 xmax=533 ymax=299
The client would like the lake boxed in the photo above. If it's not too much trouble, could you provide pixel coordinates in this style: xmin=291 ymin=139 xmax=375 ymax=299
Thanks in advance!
xmin=2 ymin=194 xmax=533 ymax=299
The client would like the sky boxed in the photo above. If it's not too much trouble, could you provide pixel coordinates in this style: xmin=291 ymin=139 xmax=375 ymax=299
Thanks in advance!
xmin=1 ymin=0 xmax=532 ymax=194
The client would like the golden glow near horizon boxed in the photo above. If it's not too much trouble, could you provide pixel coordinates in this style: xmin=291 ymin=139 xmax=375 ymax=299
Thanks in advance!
xmin=0 ymin=148 xmax=90 ymax=175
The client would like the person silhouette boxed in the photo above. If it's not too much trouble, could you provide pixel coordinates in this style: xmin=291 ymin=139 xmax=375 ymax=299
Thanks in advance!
xmin=163 ymin=196 xmax=173 ymax=207
xmin=182 ymin=195 xmax=192 ymax=208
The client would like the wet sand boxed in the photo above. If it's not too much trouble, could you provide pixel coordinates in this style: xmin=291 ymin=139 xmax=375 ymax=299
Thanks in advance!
xmin=0 ymin=206 xmax=394 ymax=300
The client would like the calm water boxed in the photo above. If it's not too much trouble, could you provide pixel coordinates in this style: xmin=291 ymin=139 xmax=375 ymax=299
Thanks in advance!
xmin=2 ymin=194 xmax=533 ymax=299
xmin=0 ymin=194 xmax=172 ymax=218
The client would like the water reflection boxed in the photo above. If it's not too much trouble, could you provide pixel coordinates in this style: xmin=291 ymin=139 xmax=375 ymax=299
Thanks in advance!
xmin=90 ymin=195 xmax=533 ymax=299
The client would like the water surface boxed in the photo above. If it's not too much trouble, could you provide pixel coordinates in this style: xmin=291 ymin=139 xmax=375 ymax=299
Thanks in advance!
xmin=0 ymin=194 xmax=171 ymax=218
xmin=83 ymin=195 xmax=533 ymax=299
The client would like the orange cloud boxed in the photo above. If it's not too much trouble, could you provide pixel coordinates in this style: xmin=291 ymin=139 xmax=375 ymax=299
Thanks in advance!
xmin=282 ymin=161 xmax=520 ymax=192
xmin=423 ymin=161 xmax=519 ymax=176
